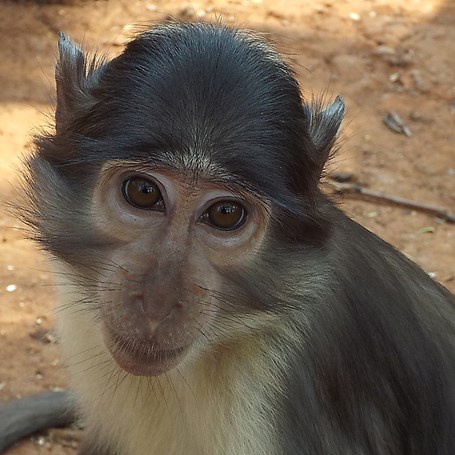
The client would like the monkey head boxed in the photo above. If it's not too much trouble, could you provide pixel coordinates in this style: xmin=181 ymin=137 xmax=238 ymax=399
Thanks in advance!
xmin=23 ymin=23 xmax=344 ymax=377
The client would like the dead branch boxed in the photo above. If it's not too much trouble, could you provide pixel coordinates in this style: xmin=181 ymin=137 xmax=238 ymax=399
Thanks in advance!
xmin=326 ymin=180 xmax=455 ymax=223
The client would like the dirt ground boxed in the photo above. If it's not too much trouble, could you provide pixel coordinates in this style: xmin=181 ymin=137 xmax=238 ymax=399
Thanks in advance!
xmin=0 ymin=0 xmax=453 ymax=453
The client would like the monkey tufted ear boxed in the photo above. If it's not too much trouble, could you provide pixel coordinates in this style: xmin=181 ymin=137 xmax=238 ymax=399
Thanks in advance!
xmin=303 ymin=95 xmax=345 ymax=177
xmin=55 ymin=33 xmax=87 ymax=130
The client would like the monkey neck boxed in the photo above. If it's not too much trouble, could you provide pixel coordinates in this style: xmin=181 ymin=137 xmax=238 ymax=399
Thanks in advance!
xmin=99 ymin=340 xmax=283 ymax=454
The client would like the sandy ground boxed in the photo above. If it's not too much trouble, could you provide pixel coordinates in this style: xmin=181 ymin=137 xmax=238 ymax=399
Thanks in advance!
xmin=0 ymin=0 xmax=454 ymax=453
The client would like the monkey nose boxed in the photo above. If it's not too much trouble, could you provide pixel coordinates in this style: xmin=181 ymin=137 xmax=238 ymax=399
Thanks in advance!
xmin=134 ymin=295 xmax=184 ymax=328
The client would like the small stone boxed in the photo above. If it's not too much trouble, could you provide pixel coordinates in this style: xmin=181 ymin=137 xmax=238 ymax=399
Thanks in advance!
xmin=349 ymin=12 xmax=361 ymax=21
xmin=36 ymin=436 xmax=46 ymax=447
xmin=389 ymin=72 xmax=401 ymax=82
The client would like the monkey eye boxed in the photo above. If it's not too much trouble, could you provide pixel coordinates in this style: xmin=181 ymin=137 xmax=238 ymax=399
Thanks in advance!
xmin=201 ymin=200 xmax=247 ymax=231
xmin=122 ymin=176 xmax=165 ymax=210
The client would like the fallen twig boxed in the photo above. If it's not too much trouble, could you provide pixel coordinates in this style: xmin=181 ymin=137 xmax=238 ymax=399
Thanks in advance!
xmin=326 ymin=180 xmax=455 ymax=223
xmin=383 ymin=111 xmax=412 ymax=136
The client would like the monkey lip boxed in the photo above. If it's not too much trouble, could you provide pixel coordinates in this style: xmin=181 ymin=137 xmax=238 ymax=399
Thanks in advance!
xmin=106 ymin=333 xmax=189 ymax=377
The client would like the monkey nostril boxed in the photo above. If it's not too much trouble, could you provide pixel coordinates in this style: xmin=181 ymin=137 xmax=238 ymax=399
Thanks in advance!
xmin=138 ymin=298 xmax=146 ymax=315
xmin=132 ymin=293 xmax=185 ymax=324
xmin=129 ymin=293 xmax=146 ymax=315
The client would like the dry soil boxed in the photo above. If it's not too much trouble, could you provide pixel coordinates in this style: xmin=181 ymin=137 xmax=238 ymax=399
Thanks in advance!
xmin=0 ymin=0 xmax=454 ymax=453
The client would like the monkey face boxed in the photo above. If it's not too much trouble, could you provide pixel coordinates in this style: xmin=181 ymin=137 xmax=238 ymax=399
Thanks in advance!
xmin=88 ymin=162 xmax=270 ymax=376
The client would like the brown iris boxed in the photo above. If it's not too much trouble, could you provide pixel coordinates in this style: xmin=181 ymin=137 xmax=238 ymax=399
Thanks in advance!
xmin=122 ymin=176 xmax=164 ymax=210
xmin=204 ymin=200 xmax=246 ymax=231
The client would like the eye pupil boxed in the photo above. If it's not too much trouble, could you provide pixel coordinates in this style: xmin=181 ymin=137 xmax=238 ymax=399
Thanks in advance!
xmin=122 ymin=177 xmax=163 ymax=210
xmin=206 ymin=201 xmax=246 ymax=230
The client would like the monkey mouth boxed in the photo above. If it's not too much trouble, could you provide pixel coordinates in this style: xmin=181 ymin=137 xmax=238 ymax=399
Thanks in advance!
xmin=105 ymin=332 xmax=189 ymax=377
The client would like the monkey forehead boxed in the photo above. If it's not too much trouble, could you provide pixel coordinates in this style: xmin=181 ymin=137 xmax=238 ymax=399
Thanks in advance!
xmin=71 ymin=23 xmax=310 ymax=207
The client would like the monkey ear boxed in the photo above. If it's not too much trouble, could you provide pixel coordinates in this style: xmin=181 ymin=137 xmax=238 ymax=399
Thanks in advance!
xmin=55 ymin=33 xmax=87 ymax=129
xmin=303 ymin=95 xmax=345 ymax=176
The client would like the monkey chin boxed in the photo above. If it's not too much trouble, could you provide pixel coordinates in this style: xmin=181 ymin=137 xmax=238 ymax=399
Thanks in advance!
xmin=104 ymin=332 xmax=190 ymax=377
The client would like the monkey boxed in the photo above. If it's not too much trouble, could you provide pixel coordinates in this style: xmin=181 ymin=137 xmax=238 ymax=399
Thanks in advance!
xmin=2 ymin=21 xmax=455 ymax=455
